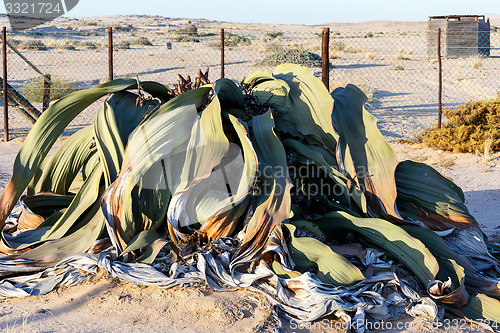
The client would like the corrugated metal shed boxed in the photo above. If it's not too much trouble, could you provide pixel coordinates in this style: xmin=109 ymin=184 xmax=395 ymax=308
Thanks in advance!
xmin=427 ymin=15 xmax=490 ymax=58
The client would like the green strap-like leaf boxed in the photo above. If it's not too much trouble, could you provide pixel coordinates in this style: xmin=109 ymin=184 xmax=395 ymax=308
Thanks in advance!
xmin=102 ymin=104 xmax=198 ymax=252
xmin=40 ymin=162 xmax=104 ymax=241
xmin=231 ymin=111 xmax=292 ymax=268
xmin=284 ymin=223 xmax=365 ymax=286
xmin=404 ymin=225 xmax=500 ymax=298
xmin=449 ymin=293 xmax=500 ymax=324
xmin=28 ymin=126 xmax=95 ymax=195
xmin=0 ymin=79 xmax=169 ymax=227
xmin=101 ymin=86 xmax=213 ymax=252
xmin=213 ymin=78 xmax=248 ymax=120
xmin=18 ymin=207 xmax=105 ymax=265
xmin=185 ymin=115 xmax=257 ymax=230
xmin=396 ymin=160 xmax=480 ymax=231
xmin=282 ymin=138 xmax=357 ymax=208
xmin=331 ymin=84 xmax=399 ymax=219
xmin=273 ymin=64 xmax=338 ymax=152
xmin=314 ymin=211 xmax=439 ymax=286
xmin=241 ymin=70 xmax=275 ymax=89
xmin=94 ymin=91 xmax=160 ymax=187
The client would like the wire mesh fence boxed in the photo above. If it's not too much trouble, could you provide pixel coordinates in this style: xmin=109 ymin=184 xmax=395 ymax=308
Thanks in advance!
xmin=1 ymin=23 xmax=499 ymax=142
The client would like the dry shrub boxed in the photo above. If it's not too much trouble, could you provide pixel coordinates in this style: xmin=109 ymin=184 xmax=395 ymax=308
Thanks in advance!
xmin=114 ymin=40 xmax=131 ymax=50
xmin=265 ymin=31 xmax=284 ymax=40
xmin=225 ymin=33 xmax=251 ymax=46
xmin=258 ymin=49 xmax=321 ymax=68
xmin=395 ymin=52 xmax=410 ymax=61
xmin=330 ymin=41 xmax=345 ymax=52
xmin=391 ymin=65 xmax=405 ymax=71
xmin=20 ymin=39 xmax=48 ymax=50
xmin=417 ymin=95 xmax=500 ymax=154
xmin=471 ymin=57 xmax=483 ymax=70
xmin=21 ymin=75 xmax=77 ymax=103
xmin=131 ymin=36 xmax=153 ymax=46
xmin=81 ymin=41 xmax=101 ymax=49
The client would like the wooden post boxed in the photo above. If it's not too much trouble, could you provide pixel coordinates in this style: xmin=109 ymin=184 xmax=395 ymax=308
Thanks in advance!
xmin=220 ymin=29 xmax=225 ymax=78
xmin=2 ymin=26 xmax=8 ymax=142
xmin=108 ymin=27 xmax=114 ymax=81
xmin=437 ymin=28 xmax=442 ymax=129
xmin=42 ymin=74 xmax=51 ymax=111
xmin=321 ymin=27 xmax=330 ymax=90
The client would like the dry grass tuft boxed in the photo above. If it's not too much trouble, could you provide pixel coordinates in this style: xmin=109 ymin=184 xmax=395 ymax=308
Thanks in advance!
xmin=21 ymin=75 xmax=77 ymax=103
xmin=391 ymin=65 xmax=405 ymax=71
xmin=471 ymin=56 xmax=483 ymax=70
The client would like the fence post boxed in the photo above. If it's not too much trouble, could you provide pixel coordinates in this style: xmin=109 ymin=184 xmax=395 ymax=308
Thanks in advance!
xmin=42 ymin=74 xmax=51 ymax=112
xmin=321 ymin=27 xmax=330 ymax=90
xmin=437 ymin=28 xmax=442 ymax=129
xmin=2 ymin=26 xmax=8 ymax=142
xmin=220 ymin=28 xmax=225 ymax=78
xmin=108 ymin=27 xmax=114 ymax=81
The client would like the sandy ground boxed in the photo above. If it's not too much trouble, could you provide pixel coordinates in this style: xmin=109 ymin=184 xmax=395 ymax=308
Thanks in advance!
xmin=0 ymin=277 xmax=492 ymax=333
xmin=0 ymin=278 xmax=269 ymax=333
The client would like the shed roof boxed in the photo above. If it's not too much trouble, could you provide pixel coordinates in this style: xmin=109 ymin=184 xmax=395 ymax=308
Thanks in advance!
xmin=429 ymin=15 xmax=486 ymax=20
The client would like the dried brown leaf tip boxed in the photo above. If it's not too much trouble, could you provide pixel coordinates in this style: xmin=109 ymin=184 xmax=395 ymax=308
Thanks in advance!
xmin=174 ymin=69 xmax=210 ymax=95
xmin=135 ymin=76 xmax=153 ymax=107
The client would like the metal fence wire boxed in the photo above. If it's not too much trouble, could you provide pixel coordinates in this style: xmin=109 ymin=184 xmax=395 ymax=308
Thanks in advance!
xmin=1 ymin=25 xmax=499 ymax=142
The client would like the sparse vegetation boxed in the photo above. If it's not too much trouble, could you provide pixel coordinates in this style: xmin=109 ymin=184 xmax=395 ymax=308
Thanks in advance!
xmin=258 ymin=48 xmax=321 ymax=67
xmin=19 ymin=39 xmax=49 ymax=51
xmin=395 ymin=51 xmax=410 ymax=60
xmin=343 ymin=47 xmax=364 ymax=54
xmin=81 ymin=41 xmax=101 ymax=49
xmin=225 ymin=33 xmax=251 ymax=46
xmin=197 ymin=32 xmax=216 ymax=37
xmin=112 ymin=24 xmax=134 ymax=32
xmin=363 ymin=32 xmax=374 ymax=38
xmin=175 ymin=36 xmax=200 ymax=43
xmin=418 ymin=95 xmax=500 ymax=153
xmin=330 ymin=41 xmax=345 ymax=52
xmin=471 ymin=57 xmax=483 ymax=70
xmin=330 ymin=41 xmax=365 ymax=54
xmin=21 ymin=75 xmax=77 ymax=103
xmin=265 ymin=31 xmax=284 ymax=39
xmin=58 ymin=40 xmax=79 ymax=50
xmin=391 ymin=65 xmax=405 ymax=71
xmin=114 ymin=40 xmax=131 ymax=50
xmin=131 ymin=36 xmax=153 ymax=46
xmin=175 ymin=21 xmax=198 ymax=36
xmin=8 ymin=38 xmax=22 ymax=47
xmin=263 ymin=42 xmax=284 ymax=53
